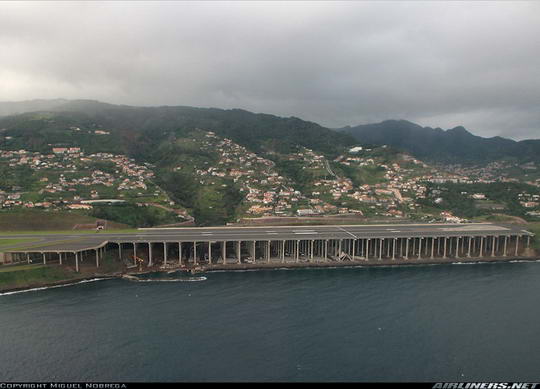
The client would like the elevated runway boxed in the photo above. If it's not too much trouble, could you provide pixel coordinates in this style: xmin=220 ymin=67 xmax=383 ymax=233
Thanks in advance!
xmin=0 ymin=223 xmax=535 ymax=271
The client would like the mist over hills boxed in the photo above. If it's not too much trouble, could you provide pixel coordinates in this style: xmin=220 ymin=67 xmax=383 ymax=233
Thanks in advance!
xmin=0 ymin=99 xmax=539 ymax=164
xmin=0 ymin=99 xmax=354 ymax=158
xmin=0 ymin=99 xmax=70 ymax=117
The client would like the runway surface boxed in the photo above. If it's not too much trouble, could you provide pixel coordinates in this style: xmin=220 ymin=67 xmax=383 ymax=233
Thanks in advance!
xmin=0 ymin=223 xmax=534 ymax=253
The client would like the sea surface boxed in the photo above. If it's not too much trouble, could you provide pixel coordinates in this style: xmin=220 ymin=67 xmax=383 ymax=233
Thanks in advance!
xmin=1 ymin=261 xmax=540 ymax=382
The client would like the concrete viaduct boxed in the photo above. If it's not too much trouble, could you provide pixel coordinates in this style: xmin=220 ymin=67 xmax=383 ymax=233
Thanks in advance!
xmin=0 ymin=223 xmax=535 ymax=271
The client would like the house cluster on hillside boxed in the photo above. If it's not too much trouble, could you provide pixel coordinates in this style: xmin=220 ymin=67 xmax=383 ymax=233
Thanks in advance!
xmin=187 ymin=132 xmax=307 ymax=217
xmin=518 ymin=192 xmax=540 ymax=216
xmin=441 ymin=161 xmax=540 ymax=186
xmin=0 ymin=149 xmax=166 ymax=211
xmin=3 ymin=133 xmax=537 ymax=223
xmin=329 ymin=152 xmax=432 ymax=217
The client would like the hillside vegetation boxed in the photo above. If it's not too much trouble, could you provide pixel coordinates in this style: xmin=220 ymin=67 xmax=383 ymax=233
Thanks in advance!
xmin=0 ymin=100 xmax=539 ymax=227
xmin=0 ymin=209 xmax=128 ymax=231
xmin=0 ymin=100 xmax=355 ymax=157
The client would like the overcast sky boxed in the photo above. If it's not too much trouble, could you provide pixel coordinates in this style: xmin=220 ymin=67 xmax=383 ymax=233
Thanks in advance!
xmin=1 ymin=1 xmax=539 ymax=139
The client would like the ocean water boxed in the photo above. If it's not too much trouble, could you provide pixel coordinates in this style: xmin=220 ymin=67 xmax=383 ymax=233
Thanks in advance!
xmin=1 ymin=262 xmax=540 ymax=382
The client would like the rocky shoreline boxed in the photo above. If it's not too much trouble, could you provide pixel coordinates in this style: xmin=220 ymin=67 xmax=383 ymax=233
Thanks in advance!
xmin=1 ymin=256 xmax=539 ymax=294
xmin=203 ymin=255 xmax=540 ymax=272
xmin=0 ymin=273 xmax=121 ymax=295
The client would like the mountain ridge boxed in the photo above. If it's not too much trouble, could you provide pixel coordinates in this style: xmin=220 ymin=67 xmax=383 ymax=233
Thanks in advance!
xmin=338 ymin=119 xmax=540 ymax=164
xmin=1 ymin=99 xmax=539 ymax=164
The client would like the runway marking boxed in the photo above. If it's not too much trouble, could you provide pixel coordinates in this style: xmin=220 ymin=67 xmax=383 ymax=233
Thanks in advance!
xmin=440 ymin=226 xmax=509 ymax=232
xmin=338 ymin=227 xmax=358 ymax=239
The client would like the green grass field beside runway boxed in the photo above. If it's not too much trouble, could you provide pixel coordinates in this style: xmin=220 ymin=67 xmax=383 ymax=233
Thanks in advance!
xmin=0 ymin=229 xmax=139 ymax=236
xmin=0 ymin=238 xmax=39 ymax=247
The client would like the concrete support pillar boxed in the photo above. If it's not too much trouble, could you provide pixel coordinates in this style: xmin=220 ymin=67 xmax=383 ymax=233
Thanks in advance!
xmin=392 ymin=238 xmax=396 ymax=260
xmin=222 ymin=241 xmax=226 ymax=264
xmin=503 ymin=236 xmax=508 ymax=257
xmin=491 ymin=236 xmax=496 ymax=257
xmin=42 ymin=252 xmax=46 ymax=265
xmin=515 ymin=236 xmax=520 ymax=257
xmin=352 ymin=239 xmax=357 ymax=260
xmin=133 ymin=243 xmax=137 ymax=266
xmin=148 ymin=243 xmax=153 ymax=266
xmin=208 ymin=241 xmax=212 ymax=264
xmin=194 ymin=241 xmax=198 ymax=265
xmin=417 ymin=238 xmax=422 ymax=260
xmin=118 ymin=243 xmax=122 ymax=261
xmin=59 ymin=252 xmax=63 ymax=265
xmin=527 ymin=235 xmax=530 ymax=249
xmin=75 ymin=252 xmax=79 ymax=272
xmin=412 ymin=238 xmax=416 ymax=258
xmin=324 ymin=239 xmax=328 ymax=261
xmin=467 ymin=237 xmax=472 ymax=258
xmin=310 ymin=240 xmax=314 ymax=262
xmin=237 ymin=241 xmax=241 ymax=264
xmin=96 ymin=249 xmax=99 ymax=268
xmin=405 ymin=238 xmax=409 ymax=260
xmin=455 ymin=237 xmax=460 ymax=259
xmin=379 ymin=239 xmax=383 ymax=260
xmin=338 ymin=239 xmax=342 ymax=259
xmin=443 ymin=238 xmax=447 ymax=259
xmin=479 ymin=237 xmax=484 ymax=258
xmin=296 ymin=240 xmax=299 ymax=262
xmin=163 ymin=242 xmax=168 ymax=266
xmin=179 ymin=242 xmax=182 ymax=266
xmin=281 ymin=240 xmax=285 ymax=262
xmin=366 ymin=239 xmax=370 ymax=261
xmin=430 ymin=238 xmax=435 ymax=259
xmin=267 ymin=240 xmax=271 ymax=263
